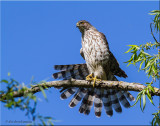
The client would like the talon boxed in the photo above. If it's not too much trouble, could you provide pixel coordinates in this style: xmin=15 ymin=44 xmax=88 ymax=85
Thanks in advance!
xmin=93 ymin=76 xmax=101 ymax=87
xmin=86 ymin=73 xmax=94 ymax=81
xmin=86 ymin=74 xmax=101 ymax=87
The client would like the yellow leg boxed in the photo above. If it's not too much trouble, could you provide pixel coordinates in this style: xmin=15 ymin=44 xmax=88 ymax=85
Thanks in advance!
xmin=93 ymin=76 xmax=101 ymax=87
xmin=86 ymin=74 xmax=101 ymax=87
xmin=86 ymin=73 xmax=94 ymax=81
xmin=93 ymin=76 xmax=97 ymax=87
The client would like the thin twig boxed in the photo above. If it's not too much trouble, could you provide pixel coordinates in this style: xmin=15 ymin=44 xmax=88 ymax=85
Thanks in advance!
xmin=150 ymin=23 xmax=159 ymax=43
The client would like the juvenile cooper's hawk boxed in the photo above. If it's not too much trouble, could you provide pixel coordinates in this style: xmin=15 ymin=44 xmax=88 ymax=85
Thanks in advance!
xmin=53 ymin=20 xmax=135 ymax=117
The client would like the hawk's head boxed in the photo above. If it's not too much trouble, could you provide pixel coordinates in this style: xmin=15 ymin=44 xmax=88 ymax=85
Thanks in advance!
xmin=76 ymin=20 xmax=92 ymax=33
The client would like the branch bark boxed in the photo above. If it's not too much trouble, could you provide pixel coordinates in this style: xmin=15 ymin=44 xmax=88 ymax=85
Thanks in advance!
xmin=0 ymin=79 xmax=160 ymax=101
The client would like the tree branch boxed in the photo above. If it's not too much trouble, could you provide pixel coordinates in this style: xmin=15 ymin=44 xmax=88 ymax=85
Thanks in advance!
xmin=0 ymin=79 xmax=160 ymax=101
xmin=150 ymin=23 xmax=159 ymax=43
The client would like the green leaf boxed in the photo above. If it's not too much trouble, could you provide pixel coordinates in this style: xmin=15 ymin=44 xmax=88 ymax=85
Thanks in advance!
xmin=44 ymin=117 xmax=53 ymax=120
xmin=152 ymin=118 xmax=155 ymax=126
xmin=139 ymin=60 xmax=145 ymax=70
xmin=5 ymin=101 xmax=13 ymax=108
xmin=32 ymin=96 xmax=37 ymax=102
xmin=49 ymin=121 xmax=54 ymax=126
xmin=143 ymin=58 xmax=154 ymax=71
xmin=139 ymin=96 xmax=142 ymax=111
xmin=127 ymin=45 xmax=137 ymax=47
xmin=147 ymin=94 xmax=155 ymax=105
xmin=134 ymin=52 xmax=138 ymax=61
xmin=149 ymin=10 xmax=160 ymax=16
xmin=39 ymin=86 xmax=47 ymax=100
xmin=40 ymin=118 xmax=46 ymax=126
xmin=152 ymin=64 xmax=157 ymax=74
xmin=146 ymin=93 xmax=151 ymax=101
xmin=0 ymin=80 xmax=9 ymax=83
xmin=147 ymin=66 xmax=152 ymax=77
xmin=136 ymin=51 xmax=142 ymax=60
xmin=124 ymin=54 xmax=135 ymax=63
xmin=149 ymin=85 xmax=155 ymax=93
xmin=142 ymin=93 xmax=146 ymax=111
xmin=127 ymin=62 xmax=131 ymax=67
xmin=131 ymin=94 xmax=141 ymax=107
xmin=141 ymin=51 xmax=151 ymax=57
xmin=125 ymin=46 xmax=134 ymax=53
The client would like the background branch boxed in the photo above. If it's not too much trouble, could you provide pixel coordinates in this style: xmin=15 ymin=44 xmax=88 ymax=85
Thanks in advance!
xmin=0 ymin=79 xmax=160 ymax=101
xmin=150 ymin=23 xmax=158 ymax=43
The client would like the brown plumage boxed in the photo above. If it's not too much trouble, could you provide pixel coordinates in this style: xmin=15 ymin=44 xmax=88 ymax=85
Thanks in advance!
xmin=53 ymin=20 xmax=134 ymax=117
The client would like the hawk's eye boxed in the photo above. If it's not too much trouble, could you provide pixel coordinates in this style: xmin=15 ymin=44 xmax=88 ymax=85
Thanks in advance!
xmin=81 ymin=22 xmax=85 ymax=25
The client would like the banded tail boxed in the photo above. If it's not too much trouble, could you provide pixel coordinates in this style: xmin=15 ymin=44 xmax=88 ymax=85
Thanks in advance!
xmin=53 ymin=64 xmax=135 ymax=117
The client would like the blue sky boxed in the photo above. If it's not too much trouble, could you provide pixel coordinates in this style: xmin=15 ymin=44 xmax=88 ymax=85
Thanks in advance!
xmin=1 ymin=1 xmax=159 ymax=125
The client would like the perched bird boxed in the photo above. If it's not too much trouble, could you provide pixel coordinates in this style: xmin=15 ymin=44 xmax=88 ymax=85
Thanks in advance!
xmin=53 ymin=20 xmax=135 ymax=117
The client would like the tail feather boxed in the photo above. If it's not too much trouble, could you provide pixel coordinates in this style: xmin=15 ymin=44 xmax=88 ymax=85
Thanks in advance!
xmin=123 ymin=91 xmax=135 ymax=101
xmin=54 ymin=64 xmax=86 ymax=71
xmin=109 ymin=89 xmax=122 ymax=113
xmin=53 ymin=63 xmax=134 ymax=117
xmin=116 ymin=91 xmax=130 ymax=108
xmin=60 ymin=87 xmax=77 ymax=99
xmin=84 ymin=90 xmax=95 ymax=115
xmin=94 ymin=89 xmax=103 ymax=117
xmin=69 ymin=88 xmax=87 ymax=108
xmin=53 ymin=69 xmax=80 ymax=79
xmin=79 ymin=92 xmax=89 ymax=113
xmin=102 ymin=89 xmax=113 ymax=117
xmin=53 ymin=65 xmax=89 ymax=80
xmin=79 ymin=89 xmax=94 ymax=115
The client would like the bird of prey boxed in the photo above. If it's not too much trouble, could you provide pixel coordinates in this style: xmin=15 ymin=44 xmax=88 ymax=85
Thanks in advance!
xmin=53 ymin=20 xmax=135 ymax=117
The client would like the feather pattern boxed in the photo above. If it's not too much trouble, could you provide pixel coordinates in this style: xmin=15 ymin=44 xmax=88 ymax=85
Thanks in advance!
xmin=102 ymin=89 xmax=113 ymax=116
xmin=69 ymin=88 xmax=87 ymax=108
xmin=53 ymin=63 xmax=135 ymax=117
xmin=60 ymin=87 xmax=77 ymax=100
xmin=116 ymin=91 xmax=130 ymax=108
xmin=109 ymin=89 xmax=122 ymax=113
xmin=94 ymin=89 xmax=103 ymax=117
xmin=79 ymin=88 xmax=95 ymax=115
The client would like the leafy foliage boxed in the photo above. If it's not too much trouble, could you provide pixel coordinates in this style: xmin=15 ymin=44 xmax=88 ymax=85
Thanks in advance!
xmin=125 ymin=42 xmax=159 ymax=80
xmin=149 ymin=10 xmax=160 ymax=31
xmin=131 ymin=82 xmax=155 ymax=112
xmin=152 ymin=110 xmax=160 ymax=126
xmin=125 ymin=10 xmax=160 ymax=125
xmin=0 ymin=77 xmax=55 ymax=125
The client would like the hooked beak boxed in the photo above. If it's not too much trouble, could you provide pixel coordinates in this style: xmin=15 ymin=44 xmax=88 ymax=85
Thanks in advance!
xmin=76 ymin=22 xmax=80 ymax=27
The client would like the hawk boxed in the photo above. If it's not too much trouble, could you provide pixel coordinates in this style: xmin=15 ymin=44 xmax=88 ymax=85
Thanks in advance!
xmin=53 ymin=20 xmax=135 ymax=117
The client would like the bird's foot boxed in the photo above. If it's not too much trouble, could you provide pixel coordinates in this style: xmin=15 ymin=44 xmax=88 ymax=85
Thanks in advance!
xmin=86 ymin=73 xmax=94 ymax=81
xmin=86 ymin=74 xmax=101 ymax=87
xmin=93 ymin=76 xmax=101 ymax=87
